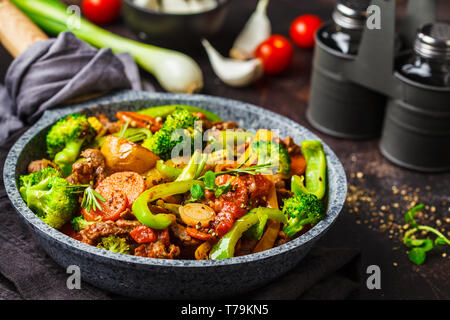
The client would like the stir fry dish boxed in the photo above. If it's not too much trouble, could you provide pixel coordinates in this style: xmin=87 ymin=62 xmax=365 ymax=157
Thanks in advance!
xmin=18 ymin=105 xmax=328 ymax=260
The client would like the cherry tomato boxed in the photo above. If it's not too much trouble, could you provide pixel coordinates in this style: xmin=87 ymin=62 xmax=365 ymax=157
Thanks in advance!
xmin=254 ymin=35 xmax=294 ymax=75
xmin=81 ymin=0 xmax=121 ymax=25
xmin=289 ymin=14 xmax=323 ymax=48
xmin=130 ymin=225 xmax=156 ymax=244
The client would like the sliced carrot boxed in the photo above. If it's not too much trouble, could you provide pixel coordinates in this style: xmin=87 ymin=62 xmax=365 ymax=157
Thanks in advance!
xmin=95 ymin=171 xmax=146 ymax=206
xmin=83 ymin=172 xmax=145 ymax=221
xmin=116 ymin=111 xmax=161 ymax=132
xmin=290 ymin=154 xmax=306 ymax=176
xmin=82 ymin=190 xmax=128 ymax=221
xmin=186 ymin=227 xmax=216 ymax=241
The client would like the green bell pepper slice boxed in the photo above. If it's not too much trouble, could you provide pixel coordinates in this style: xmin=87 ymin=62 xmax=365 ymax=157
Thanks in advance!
xmin=291 ymin=175 xmax=308 ymax=196
xmin=132 ymin=180 xmax=204 ymax=229
xmin=244 ymin=207 xmax=290 ymax=240
xmin=175 ymin=150 xmax=206 ymax=182
xmin=244 ymin=213 xmax=268 ymax=240
xmin=300 ymin=140 xmax=327 ymax=200
xmin=210 ymin=207 xmax=287 ymax=259
xmin=156 ymin=160 xmax=182 ymax=181
xmin=138 ymin=105 xmax=222 ymax=122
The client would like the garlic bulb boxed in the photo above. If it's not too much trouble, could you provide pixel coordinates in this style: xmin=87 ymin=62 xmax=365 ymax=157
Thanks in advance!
xmin=202 ymin=39 xmax=263 ymax=87
xmin=230 ymin=0 xmax=271 ymax=60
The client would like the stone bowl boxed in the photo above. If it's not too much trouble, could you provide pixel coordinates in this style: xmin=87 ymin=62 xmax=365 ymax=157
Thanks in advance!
xmin=3 ymin=90 xmax=347 ymax=299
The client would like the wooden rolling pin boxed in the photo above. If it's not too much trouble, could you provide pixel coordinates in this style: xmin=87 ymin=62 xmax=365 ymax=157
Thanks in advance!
xmin=0 ymin=0 xmax=49 ymax=58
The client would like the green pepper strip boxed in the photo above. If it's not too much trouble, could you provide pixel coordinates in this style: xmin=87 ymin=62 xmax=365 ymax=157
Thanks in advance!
xmin=156 ymin=160 xmax=182 ymax=181
xmin=244 ymin=214 xmax=268 ymax=240
xmin=291 ymin=175 xmax=308 ymax=196
xmin=175 ymin=150 xmax=202 ymax=181
xmin=210 ymin=208 xmax=287 ymax=259
xmin=132 ymin=180 xmax=204 ymax=229
xmin=300 ymin=140 xmax=327 ymax=200
xmin=138 ymin=105 xmax=222 ymax=122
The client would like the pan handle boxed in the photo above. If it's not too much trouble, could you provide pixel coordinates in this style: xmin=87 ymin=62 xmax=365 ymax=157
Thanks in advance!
xmin=0 ymin=0 xmax=48 ymax=58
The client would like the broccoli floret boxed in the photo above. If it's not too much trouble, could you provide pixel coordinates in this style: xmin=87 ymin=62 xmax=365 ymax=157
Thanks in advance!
xmin=97 ymin=235 xmax=130 ymax=254
xmin=19 ymin=169 xmax=78 ymax=230
xmin=145 ymin=108 xmax=199 ymax=160
xmin=19 ymin=167 xmax=62 ymax=199
xmin=71 ymin=216 xmax=96 ymax=232
xmin=46 ymin=113 xmax=95 ymax=176
xmin=282 ymin=193 xmax=325 ymax=237
xmin=251 ymin=141 xmax=291 ymax=175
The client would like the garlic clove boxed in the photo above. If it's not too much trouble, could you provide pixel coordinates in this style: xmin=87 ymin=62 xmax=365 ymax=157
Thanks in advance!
xmin=202 ymin=39 xmax=263 ymax=88
xmin=229 ymin=0 xmax=271 ymax=61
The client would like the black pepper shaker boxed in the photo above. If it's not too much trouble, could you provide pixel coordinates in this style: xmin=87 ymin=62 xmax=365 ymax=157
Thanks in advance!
xmin=399 ymin=22 xmax=450 ymax=87
xmin=380 ymin=22 xmax=450 ymax=172
xmin=307 ymin=0 xmax=387 ymax=139
xmin=318 ymin=0 xmax=370 ymax=55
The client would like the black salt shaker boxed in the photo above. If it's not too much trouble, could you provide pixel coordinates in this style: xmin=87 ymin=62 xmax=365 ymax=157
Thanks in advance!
xmin=380 ymin=22 xmax=450 ymax=172
xmin=399 ymin=23 xmax=450 ymax=87
xmin=307 ymin=0 xmax=387 ymax=139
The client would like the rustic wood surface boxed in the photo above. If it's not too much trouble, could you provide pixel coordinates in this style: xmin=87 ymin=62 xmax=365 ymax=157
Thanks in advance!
xmin=0 ymin=0 xmax=449 ymax=299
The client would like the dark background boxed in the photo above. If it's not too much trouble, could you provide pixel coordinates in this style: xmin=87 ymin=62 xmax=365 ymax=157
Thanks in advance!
xmin=1 ymin=0 xmax=449 ymax=299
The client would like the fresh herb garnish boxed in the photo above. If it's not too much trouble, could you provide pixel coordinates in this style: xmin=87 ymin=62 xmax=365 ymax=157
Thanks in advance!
xmin=198 ymin=162 xmax=273 ymax=181
xmin=81 ymin=186 xmax=106 ymax=213
xmin=201 ymin=170 xmax=235 ymax=198
xmin=403 ymin=204 xmax=450 ymax=265
xmin=68 ymin=184 xmax=106 ymax=213
xmin=118 ymin=119 xmax=131 ymax=138
xmin=204 ymin=170 xmax=217 ymax=190
xmin=215 ymin=179 xmax=234 ymax=198
xmin=187 ymin=184 xmax=205 ymax=203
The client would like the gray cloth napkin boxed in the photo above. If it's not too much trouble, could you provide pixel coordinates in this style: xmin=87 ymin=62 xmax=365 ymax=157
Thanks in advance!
xmin=0 ymin=31 xmax=142 ymax=144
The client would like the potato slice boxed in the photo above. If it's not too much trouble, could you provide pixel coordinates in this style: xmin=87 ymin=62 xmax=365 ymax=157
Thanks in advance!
xmin=101 ymin=135 xmax=159 ymax=173
xmin=179 ymin=203 xmax=216 ymax=228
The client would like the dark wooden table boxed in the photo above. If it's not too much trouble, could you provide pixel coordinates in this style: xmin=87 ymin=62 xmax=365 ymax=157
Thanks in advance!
xmin=1 ymin=0 xmax=449 ymax=299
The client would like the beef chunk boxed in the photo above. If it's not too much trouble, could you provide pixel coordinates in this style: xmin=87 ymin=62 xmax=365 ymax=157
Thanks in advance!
xmin=170 ymin=222 xmax=201 ymax=247
xmin=275 ymin=136 xmax=301 ymax=156
xmin=134 ymin=241 xmax=180 ymax=259
xmin=27 ymin=159 xmax=61 ymax=174
xmin=98 ymin=113 xmax=122 ymax=134
xmin=80 ymin=219 xmax=141 ymax=245
xmin=66 ymin=149 xmax=108 ymax=187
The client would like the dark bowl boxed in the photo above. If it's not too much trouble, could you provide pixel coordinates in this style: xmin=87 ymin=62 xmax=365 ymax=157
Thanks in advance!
xmin=3 ymin=90 xmax=347 ymax=299
xmin=122 ymin=0 xmax=230 ymax=49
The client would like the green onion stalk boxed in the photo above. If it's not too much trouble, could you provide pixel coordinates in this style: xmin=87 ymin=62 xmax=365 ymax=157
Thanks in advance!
xmin=11 ymin=0 xmax=203 ymax=93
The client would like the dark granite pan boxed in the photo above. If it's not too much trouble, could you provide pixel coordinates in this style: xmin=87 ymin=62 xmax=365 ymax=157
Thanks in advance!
xmin=3 ymin=90 xmax=347 ymax=299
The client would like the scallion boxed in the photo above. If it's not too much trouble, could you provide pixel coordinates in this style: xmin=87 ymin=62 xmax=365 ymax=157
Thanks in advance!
xmin=11 ymin=0 xmax=204 ymax=93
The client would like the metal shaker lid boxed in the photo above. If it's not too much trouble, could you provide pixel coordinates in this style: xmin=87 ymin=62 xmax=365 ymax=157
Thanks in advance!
xmin=414 ymin=22 xmax=450 ymax=60
xmin=332 ymin=0 xmax=371 ymax=30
